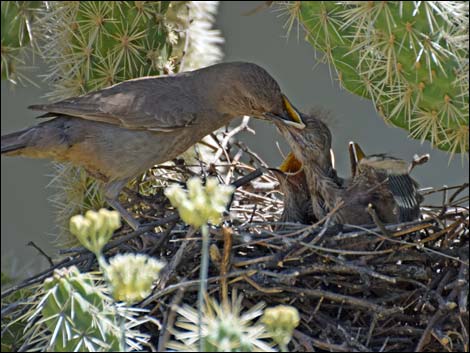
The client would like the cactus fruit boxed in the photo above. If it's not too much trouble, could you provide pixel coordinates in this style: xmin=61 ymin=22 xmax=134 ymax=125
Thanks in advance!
xmin=280 ymin=1 xmax=468 ymax=157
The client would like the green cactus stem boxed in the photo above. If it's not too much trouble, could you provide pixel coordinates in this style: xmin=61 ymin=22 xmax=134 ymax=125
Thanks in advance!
xmin=281 ymin=1 xmax=468 ymax=157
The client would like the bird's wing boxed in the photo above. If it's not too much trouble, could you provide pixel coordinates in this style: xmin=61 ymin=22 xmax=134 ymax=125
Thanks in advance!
xmin=29 ymin=72 xmax=210 ymax=131
xmin=387 ymin=174 xmax=422 ymax=221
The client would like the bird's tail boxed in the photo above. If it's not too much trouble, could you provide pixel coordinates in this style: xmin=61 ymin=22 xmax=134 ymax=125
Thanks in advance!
xmin=2 ymin=117 xmax=72 ymax=160
xmin=1 ymin=123 xmax=58 ymax=159
xmin=1 ymin=128 xmax=32 ymax=155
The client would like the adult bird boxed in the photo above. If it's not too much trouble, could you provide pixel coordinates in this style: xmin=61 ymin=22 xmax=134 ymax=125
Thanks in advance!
xmin=1 ymin=62 xmax=305 ymax=229
xmin=270 ymin=113 xmax=425 ymax=225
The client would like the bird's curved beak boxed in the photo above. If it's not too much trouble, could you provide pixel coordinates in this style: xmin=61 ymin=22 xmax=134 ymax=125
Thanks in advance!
xmin=264 ymin=94 xmax=305 ymax=129
xmin=281 ymin=95 xmax=305 ymax=128
xmin=348 ymin=141 xmax=365 ymax=177
xmin=268 ymin=167 xmax=290 ymax=186
xmin=268 ymin=167 xmax=285 ymax=177
xmin=349 ymin=141 xmax=366 ymax=163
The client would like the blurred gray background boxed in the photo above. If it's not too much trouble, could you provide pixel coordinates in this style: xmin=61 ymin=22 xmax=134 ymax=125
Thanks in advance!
xmin=1 ymin=1 xmax=468 ymax=277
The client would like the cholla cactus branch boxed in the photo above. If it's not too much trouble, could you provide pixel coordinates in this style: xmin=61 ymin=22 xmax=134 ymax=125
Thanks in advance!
xmin=277 ymin=1 xmax=469 ymax=157
xmin=21 ymin=266 xmax=153 ymax=351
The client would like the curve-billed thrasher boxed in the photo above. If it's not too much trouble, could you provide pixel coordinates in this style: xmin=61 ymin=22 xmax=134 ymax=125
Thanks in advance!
xmin=348 ymin=141 xmax=425 ymax=222
xmin=1 ymin=62 xmax=304 ymax=229
xmin=270 ymin=152 xmax=315 ymax=230
xmin=271 ymin=113 xmax=424 ymax=225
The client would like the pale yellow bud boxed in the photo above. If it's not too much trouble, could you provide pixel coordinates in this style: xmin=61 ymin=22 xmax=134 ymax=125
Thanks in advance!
xmin=165 ymin=184 xmax=186 ymax=205
xmin=205 ymin=177 xmax=219 ymax=194
xmin=69 ymin=215 xmax=92 ymax=243
xmin=99 ymin=208 xmax=121 ymax=232
xmin=187 ymin=177 xmax=203 ymax=200
xmin=262 ymin=305 xmax=300 ymax=348
xmin=106 ymin=253 xmax=165 ymax=304
xmin=164 ymin=177 xmax=234 ymax=228
xmin=69 ymin=209 xmax=121 ymax=254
